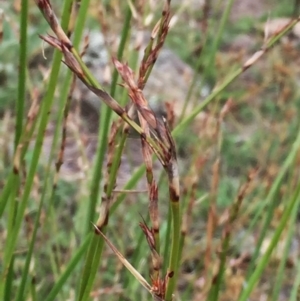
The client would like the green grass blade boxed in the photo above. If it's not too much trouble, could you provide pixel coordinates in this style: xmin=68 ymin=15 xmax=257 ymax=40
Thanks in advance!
xmin=44 ymin=235 xmax=92 ymax=301
xmin=165 ymin=200 xmax=181 ymax=300
xmin=238 ymin=183 xmax=300 ymax=301
xmin=270 ymin=191 xmax=298 ymax=301
xmin=245 ymin=125 xmax=300 ymax=277
xmin=77 ymin=233 xmax=105 ymax=301
xmin=3 ymin=255 xmax=14 ymax=301
xmin=289 ymin=257 xmax=300 ymax=301
xmin=15 ymin=0 xmax=28 ymax=148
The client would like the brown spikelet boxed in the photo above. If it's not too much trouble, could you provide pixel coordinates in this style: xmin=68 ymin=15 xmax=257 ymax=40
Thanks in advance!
xmin=139 ymin=218 xmax=162 ymax=275
xmin=138 ymin=1 xmax=171 ymax=89
xmin=35 ymin=0 xmax=71 ymax=46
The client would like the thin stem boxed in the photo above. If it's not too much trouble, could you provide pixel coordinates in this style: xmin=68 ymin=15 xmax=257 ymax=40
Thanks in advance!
xmin=44 ymin=235 xmax=92 ymax=301
xmin=165 ymin=200 xmax=181 ymax=300
xmin=15 ymin=0 xmax=28 ymax=148
xmin=238 ymin=183 xmax=300 ymax=301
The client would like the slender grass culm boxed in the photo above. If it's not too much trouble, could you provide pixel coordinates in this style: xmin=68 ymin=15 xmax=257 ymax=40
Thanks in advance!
xmin=2 ymin=1 xmax=300 ymax=301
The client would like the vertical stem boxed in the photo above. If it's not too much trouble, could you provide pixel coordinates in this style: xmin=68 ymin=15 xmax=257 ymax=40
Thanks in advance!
xmin=43 ymin=235 xmax=92 ymax=301
xmin=238 ymin=184 xmax=300 ymax=301
xmin=165 ymin=199 xmax=180 ymax=301
xmin=15 ymin=0 xmax=28 ymax=148
xmin=165 ymin=161 xmax=181 ymax=301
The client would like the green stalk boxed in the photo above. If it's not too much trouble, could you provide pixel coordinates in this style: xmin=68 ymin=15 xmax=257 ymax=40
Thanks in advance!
xmin=78 ymin=235 xmax=105 ymax=301
xmin=289 ymin=257 xmax=300 ymax=301
xmin=3 ymin=256 xmax=14 ymax=301
xmin=15 ymin=0 xmax=28 ymax=148
xmin=270 ymin=190 xmax=298 ymax=301
xmin=77 ymin=233 xmax=102 ymax=301
xmin=208 ymin=232 xmax=230 ymax=301
xmin=6 ymin=176 xmax=19 ymax=233
xmin=78 ymin=128 xmax=127 ymax=300
xmin=165 ymin=200 xmax=181 ymax=301
xmin=84 ymin=5 xmax=132 ymax=234
xmin=0 ymin=172 xmax=15 ymax=217
xmin=30 ymin=277 xmax=37 ymax=301
xmin=175 ymin=186 xmax=194 ymax=277
xmin=163 ymin=203 xmax=172 ymax=274
xmin=15 ymin=172 xmax=52 ymax=301
xmin=238 ymin=183 xmax=300 ymax=301
xmin=203 ymin=0 xmax=235 ymax=80
xmin=44 ymin=235 xmax=92 ymax=301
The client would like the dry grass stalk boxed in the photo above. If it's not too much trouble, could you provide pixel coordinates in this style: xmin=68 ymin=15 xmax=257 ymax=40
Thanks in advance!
xmin=53 ymin=18 xmax=83 ymax=186
xmin=164 ymin=102 xmax=176 ymax=130
xmin=13 ymin=91 xmax=40 ymax=174
xmin=202 ymin=0 xmax=210 ymax=33
xmin=226 ymin=168 xmax=258 ymax=227
xmin=54 ymin=76 xmax=76 ymax=187
xmin=210 ymin=168 xmax=258 ymax=297
xmin=105 ymin=122 xmax=120 ymax=192
xmin=97 ymin=3 xmax=109 ymax=35
xmin=97 ymin=121 xmax=121 ymax=229
xmin=148 ymin=182 xmax=160 ymax=251
xmin=205 ymin=158 xmax=220 ymax=274
xmin=67 ymin=0 xmax=80 ymax=37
